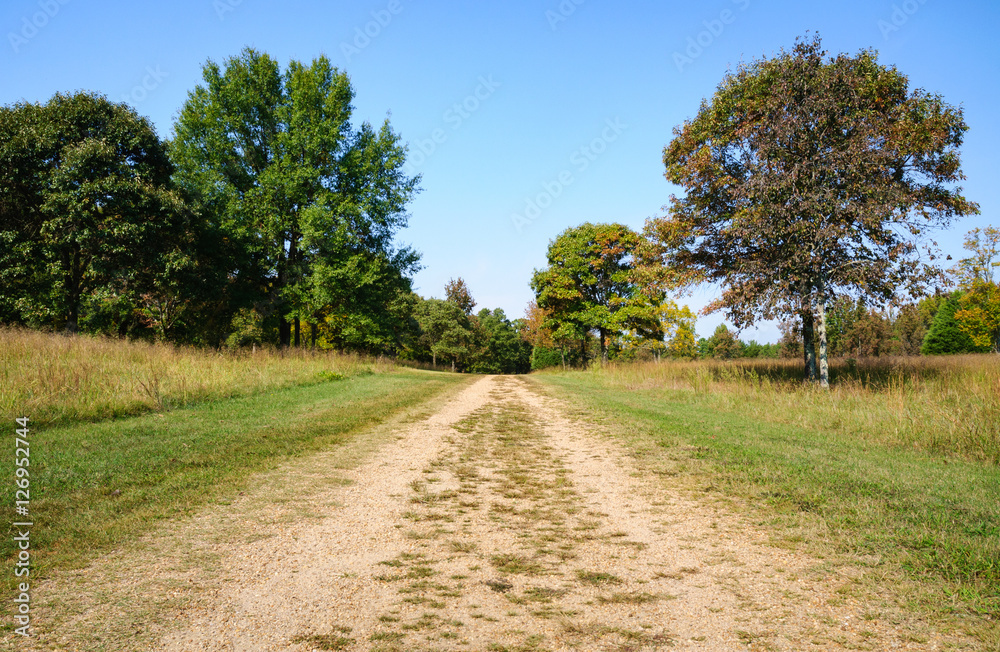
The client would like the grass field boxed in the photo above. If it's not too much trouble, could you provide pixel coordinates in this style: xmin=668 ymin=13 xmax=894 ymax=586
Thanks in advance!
xmin=596 ymin=354 xmax=1000 ymax=463
xmin=0 ymin=326 xmax=386 ymax=426
xmin=532 ymin=356 xmax=1000 ymax=645
xmin=0 ymin=330 xmax=471 ymax=627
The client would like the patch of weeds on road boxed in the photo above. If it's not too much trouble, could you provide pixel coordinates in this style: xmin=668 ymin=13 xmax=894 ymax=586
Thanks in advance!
xmin=292 ymin=628 xmax=354 ymax=650
xmin=576 ymin=570 xmax=623 ymax=586
xmin=596 ymin=591 xmax=665 ymax=605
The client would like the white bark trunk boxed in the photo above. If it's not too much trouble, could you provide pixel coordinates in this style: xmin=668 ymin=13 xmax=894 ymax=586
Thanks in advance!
xmin=816 ymin=278 xmax=830 ymax=389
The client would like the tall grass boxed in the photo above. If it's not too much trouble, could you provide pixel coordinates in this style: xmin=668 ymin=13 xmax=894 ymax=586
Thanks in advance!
xmin=589 ymin=355 xmax=1000 ymax=464
xmin=0 ymin=327 xmax=388 ymax=426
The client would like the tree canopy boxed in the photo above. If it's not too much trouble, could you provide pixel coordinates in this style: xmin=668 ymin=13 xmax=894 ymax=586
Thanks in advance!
xmin=531 ymin=222 xmax=662 ymax=364
xmin=0 ymin=91 xmax=185 ymax=334
xmin=648 ymin=35 xmax=979 ymax=385
xmin=170 ymin=47 xmax=419 ymax=351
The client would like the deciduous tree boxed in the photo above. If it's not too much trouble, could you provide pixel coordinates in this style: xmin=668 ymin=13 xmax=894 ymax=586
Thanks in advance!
xmin=0 ymin=92 xmax=184 ymax=334
xmin=171 ymin=48 xmax=419 ymax=349
xmin=445 ymin=277 xmax=477 ymax=315
xmin=953 ymin=227 xmax=1000 ymax=351
xmin=649 ymin=35 xmax=978 ymax=386
xmin=531 ymin=222 xmax=662 ymax=365
xmin=414 ymin=298 xmax=472 ymax=371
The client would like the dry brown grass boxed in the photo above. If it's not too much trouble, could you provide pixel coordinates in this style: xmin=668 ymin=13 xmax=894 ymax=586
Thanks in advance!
xmin=589 ymin=354 xmax=1000 ymax=463
xmin=0 ymin=326 xmax=387 ymax=425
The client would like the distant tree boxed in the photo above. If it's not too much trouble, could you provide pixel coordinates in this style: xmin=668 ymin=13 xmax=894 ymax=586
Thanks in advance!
xmin=0 ymin=91 xmax=186 ymax=334
xmin=649 ymin=35 xmax=979 ymax=387
xmin=531 ymin=222 xmax=662 ymax=365
xmin=952 ymin=227 xmax=999 ymax=285
xmin=952 ymin=227 xmax=1000 ymax=352
xmin=445 ymin=277 xmax=477 ymax=315
xmin=521 ymin=300 xmax=565 ymax=369
xmin=666 ymin=322 xmax=698 ymax=359
xmin=847 ymin=310 xmax=893 ymax=357
xmin=414 ymin=298 xmax=472 ymax=371
xmin=954 ymin=284 xmax=1000 ymax=352
xmin=921 ymin=292 xmax=985 ymax=355
xmin=468 ymin=308 xmax=532 ymax=374
xmin=888 ymin=302 xmax=930 ymax=356
xmin=700 ymin=324 xmax=742 ymax=360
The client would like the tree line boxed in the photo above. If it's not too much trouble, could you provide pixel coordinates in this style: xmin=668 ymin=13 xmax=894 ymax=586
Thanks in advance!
xmin=2 ymin=38 xmax=996 ymax=381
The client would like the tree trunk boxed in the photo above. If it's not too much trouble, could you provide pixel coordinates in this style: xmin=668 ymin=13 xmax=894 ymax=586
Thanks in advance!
xmin=310 ymin=323 xmax=318 ymax=349
xmin=560 ymin=348 xmax=566 ymax=370
xmin=451 ymin=358 xmax=456 ymax=373
xmin=279 ymin=319 xmax=291 ymax=348
xmin=276 ymin=236 xmax=290 ymax=348
xmin=816 ymin=280 xmax=830 ymax=389
xmin=432 ymin=352 xmax=437 ymax=369
xmin=599 ymin=329 xmax=608 ymax=365
xmin=64 ymin=248 xmax=81 ymax=334
xmin=65 ymin=303 xmax=79 ymax=334
xmin=294 ymin=317 xmax=300 ymax=348
xmin=802 ymin=304 xmax=817 ymax=382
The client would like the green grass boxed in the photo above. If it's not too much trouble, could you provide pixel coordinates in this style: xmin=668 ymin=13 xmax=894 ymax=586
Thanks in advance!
xmin=532 ymin=366 xmax=1000 ymax=639
xmin=0 ymin=368 xmax=468 ymax=595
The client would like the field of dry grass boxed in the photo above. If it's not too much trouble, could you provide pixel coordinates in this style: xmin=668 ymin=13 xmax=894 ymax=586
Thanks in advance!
xmin=0 ymin=327 xmax=388 ymax=426
xmin=594 ymin=354 xmax=1000 ymax=464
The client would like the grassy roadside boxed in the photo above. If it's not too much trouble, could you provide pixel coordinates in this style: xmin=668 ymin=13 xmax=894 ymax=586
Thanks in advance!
xmin=0 ymin=326 xmax=385 ymax=426
xmin=0 ymin=368 xmax=471 ymax=612
xmin=530 ymin=370 xmax=1000 ymax=645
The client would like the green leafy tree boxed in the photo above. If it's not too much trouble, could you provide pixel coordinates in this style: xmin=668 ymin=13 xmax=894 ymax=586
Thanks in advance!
xmin=0 ymin=91 xmax=185 ymax=334
xmin=468 ymin=308 xmax=532 ymax=374
xmin=952 ymin=227 xmax=1000 ymax=352
xmin=171 ymin=48 xmax=419 ymax=349
xmin=414 ymin=298 xmax=472 ymax=371
xmin=700 ymin=324 xmax=742 ymax=360
xmin=531 ymin=222 xmax=662 ymax=365
xmin=921 ymin=291 xmax=986 ymax=355
xmin=649 ymin=35 xmax=978 ymax=386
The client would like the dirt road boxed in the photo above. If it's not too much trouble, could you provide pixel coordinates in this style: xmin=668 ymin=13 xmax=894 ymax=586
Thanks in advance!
xmin=30 ymin=376 xmax=968 ymax=651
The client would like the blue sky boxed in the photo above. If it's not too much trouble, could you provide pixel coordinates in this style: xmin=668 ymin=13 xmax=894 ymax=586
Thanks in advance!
xmin=3 ymin=0 xmax=998 ymax=341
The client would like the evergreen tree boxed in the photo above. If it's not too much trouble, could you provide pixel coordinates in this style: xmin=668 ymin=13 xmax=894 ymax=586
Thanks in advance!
xmin=921 ymin=292 xmax=986 ymax=355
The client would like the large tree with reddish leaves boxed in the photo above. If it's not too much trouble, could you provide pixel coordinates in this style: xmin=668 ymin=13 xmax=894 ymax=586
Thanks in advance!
xmin=647 ymin=35 xmax=978 ymax=386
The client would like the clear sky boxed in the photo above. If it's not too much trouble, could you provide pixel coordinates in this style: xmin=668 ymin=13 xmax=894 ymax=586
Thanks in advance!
xmin=3 ymin=0 xmax=998 ymax=341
